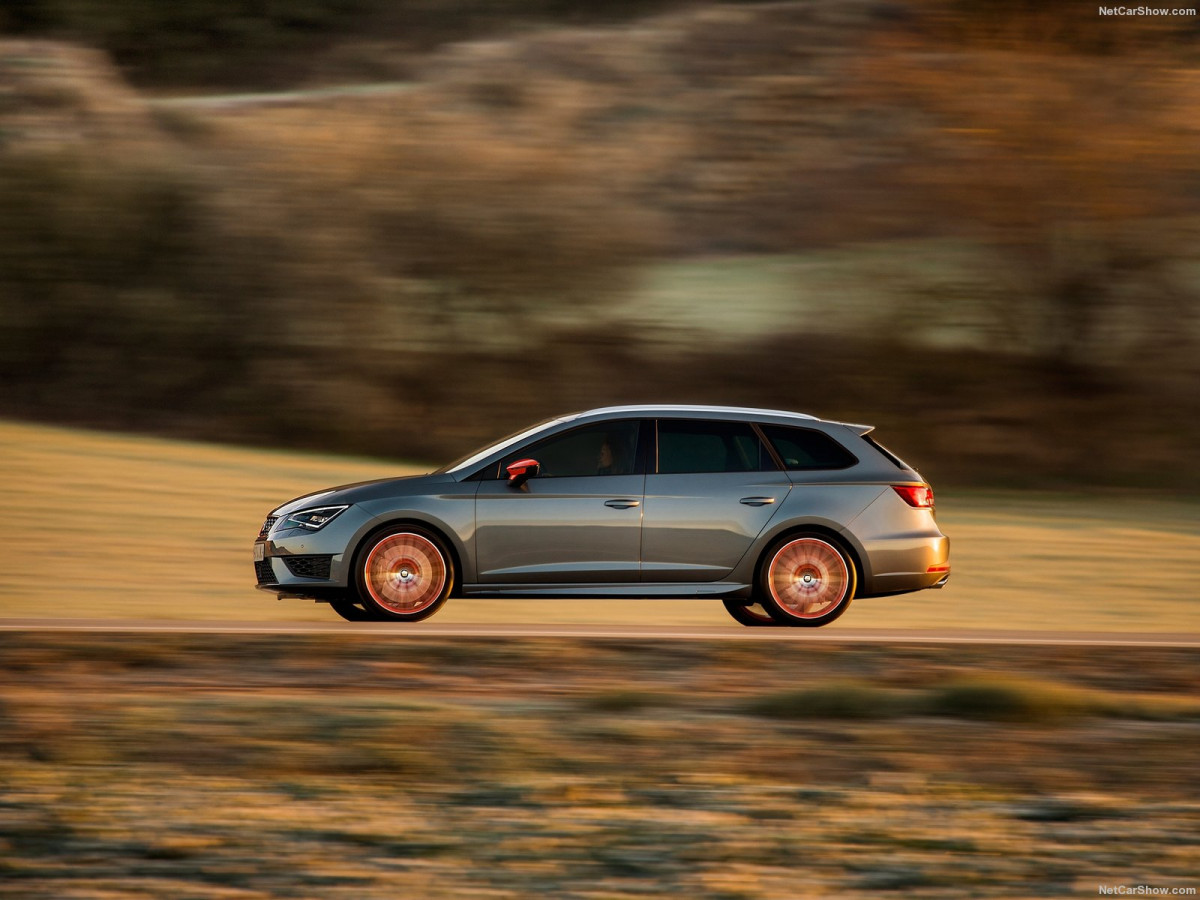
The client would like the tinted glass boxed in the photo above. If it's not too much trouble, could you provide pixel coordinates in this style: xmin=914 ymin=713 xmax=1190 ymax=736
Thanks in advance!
xmin=760 ymin=424 xmax=857 ymax=470
xmin=862 ymin=434 xmax=908 ymax=470
xmin=500 ymin=420 xmax=640 ymax=478
xmin=657 ymin=420 xmax=777 ymax=474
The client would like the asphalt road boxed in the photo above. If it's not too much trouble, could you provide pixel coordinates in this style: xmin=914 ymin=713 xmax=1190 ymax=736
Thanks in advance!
xmin=2 ymin=619 xmax=1198 ymax=647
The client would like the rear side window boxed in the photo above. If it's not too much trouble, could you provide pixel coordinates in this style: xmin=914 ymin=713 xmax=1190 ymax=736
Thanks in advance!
xmin=759 ymin=424 xmax=857 ymax=471
xmin=657 ymin=420 xmax=778 ymax=474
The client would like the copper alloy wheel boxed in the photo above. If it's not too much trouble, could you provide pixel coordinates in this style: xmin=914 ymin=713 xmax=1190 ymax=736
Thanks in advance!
xmin=361 ymin=532 xmax=447 ymax=616
xmin=766 ymin=537 xmax=851 ymax=622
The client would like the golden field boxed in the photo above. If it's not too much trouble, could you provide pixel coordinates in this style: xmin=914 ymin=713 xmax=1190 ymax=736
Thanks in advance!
xmin=1 ymin=418 xmax=1196 ymax=631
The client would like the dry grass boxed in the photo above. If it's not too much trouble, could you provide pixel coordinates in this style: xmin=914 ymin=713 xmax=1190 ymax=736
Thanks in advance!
xmin=1 ymin=417 xmax=1197 ymax=629
xmin=0 ymin=634 xmax=1197 ymax=899
xmin=0 ymin=419 xmax=405 ymax=622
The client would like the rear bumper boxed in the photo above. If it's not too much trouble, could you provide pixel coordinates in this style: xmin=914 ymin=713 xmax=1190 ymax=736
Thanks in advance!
xmin=858 ymin=533 xmax=950 ymax=597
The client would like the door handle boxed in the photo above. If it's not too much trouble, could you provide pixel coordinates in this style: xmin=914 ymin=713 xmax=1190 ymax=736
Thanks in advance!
xmin=740 ymin=496 xmax=776 ymax=506
xmin=604 ymin=499 xmax=641 ymax=509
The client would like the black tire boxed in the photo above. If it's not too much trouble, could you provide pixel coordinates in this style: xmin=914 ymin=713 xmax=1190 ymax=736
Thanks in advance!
xmin=757 ymin=533 xmax=856 ymax=627
xmin=721 ymin=598 xmax=778 ymax=627
xmin=328 ymin=594 xmax=377 ymax=622
xmin=353 ymin=525 xmax=453 ymax=622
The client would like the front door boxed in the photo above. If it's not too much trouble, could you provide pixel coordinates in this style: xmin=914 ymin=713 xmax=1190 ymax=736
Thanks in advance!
xmin=474 ymin=419 xmax=644 ymax=584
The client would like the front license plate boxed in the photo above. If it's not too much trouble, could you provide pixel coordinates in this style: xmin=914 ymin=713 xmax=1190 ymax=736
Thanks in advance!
xmin=253 ymin=543 xmax=265 ymax=562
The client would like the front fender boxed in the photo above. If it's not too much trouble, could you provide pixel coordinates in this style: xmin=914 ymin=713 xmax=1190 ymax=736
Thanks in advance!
xmin=351 ymin=488 xmax=479 ymax=585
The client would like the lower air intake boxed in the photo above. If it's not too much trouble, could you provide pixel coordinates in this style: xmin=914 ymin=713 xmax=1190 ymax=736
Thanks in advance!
xmin=254 ymin=558 xmax=277 ymax=585
xmin=283 ymin=555 xmax=333 ymax=580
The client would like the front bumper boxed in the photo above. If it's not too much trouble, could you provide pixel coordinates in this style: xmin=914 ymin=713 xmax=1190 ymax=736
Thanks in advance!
xmin=252 ymin=507 xmax=369 ymax=595
xmin=254 ymin=553 xmax=337 ymax=584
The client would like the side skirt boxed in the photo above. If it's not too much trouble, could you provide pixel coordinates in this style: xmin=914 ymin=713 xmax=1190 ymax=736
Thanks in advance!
xmin=461 ymin=582 xmax=753 ymax=599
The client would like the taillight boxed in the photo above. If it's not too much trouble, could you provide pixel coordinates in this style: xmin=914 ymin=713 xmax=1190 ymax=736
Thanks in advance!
xmin=892 ymin=484 xmax=934 ymax=509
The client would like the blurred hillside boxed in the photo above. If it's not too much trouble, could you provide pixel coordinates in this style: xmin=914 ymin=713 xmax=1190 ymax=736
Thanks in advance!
xmin=1 ymin=1 xmax=1198 ymax=488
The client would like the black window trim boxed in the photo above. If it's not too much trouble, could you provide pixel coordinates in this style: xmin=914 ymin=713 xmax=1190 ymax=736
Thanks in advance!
xmin=751 ymin=422 xmax=786 ymax=470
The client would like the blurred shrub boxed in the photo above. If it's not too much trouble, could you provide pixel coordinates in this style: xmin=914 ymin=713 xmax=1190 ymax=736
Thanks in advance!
xmin=920 ymin=677 xmax=1095 ymax=723
xmin=746 ymin=676 xmax=1200 ymax=723
xmin=0 ymin=0 xmax=697 ymax=88
xmin=920 ymin=0 xmax=1200 ymax=55
xmin=0 ymin=150 xmax=268 ymax=422
xmin=746 ymin=682 xmax=907 ymax=720
xmin=582 ymin=690 xmax=675 ymax=713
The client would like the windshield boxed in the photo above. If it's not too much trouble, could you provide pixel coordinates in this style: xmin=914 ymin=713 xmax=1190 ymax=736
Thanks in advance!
xmin=433 ymin=414 xmax=572 ymax=475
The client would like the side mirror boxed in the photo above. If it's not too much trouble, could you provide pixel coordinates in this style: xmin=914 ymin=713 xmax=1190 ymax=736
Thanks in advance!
xmin=505 ymin=458 xmax=540 ymax=487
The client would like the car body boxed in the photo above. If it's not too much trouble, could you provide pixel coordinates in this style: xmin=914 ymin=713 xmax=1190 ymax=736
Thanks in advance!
xmin=253 ymin=405 xmax=949 ymax=626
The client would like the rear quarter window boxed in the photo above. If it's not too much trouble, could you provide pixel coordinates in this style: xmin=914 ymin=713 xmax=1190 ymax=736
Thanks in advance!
xmin=759 ymin=424 xmax=858 ymax=470
xmin=861 ymin=434 xmax=909 ymax=470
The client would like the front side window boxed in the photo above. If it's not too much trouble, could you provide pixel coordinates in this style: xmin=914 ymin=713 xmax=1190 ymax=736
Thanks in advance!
xmin=656 ymin=420 xmax=777 ymax=474
xmin=759 ymin=424 xmax=857 ymax=470
xmin=498 ymin=420 xmax=640 ymax=478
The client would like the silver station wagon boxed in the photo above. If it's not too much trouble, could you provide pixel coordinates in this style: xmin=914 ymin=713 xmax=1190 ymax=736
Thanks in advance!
xmin=253 ymin=405 xmax=950 ymax=626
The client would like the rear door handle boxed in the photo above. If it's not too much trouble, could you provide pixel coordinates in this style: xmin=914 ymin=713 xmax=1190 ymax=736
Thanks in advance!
xmin=740 ymin=496 xmax=776 ymax=506
xmin=604 ymin=499 xmax=641 ymax=509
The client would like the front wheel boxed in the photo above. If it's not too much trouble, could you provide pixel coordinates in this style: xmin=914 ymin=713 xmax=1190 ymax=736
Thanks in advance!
xmin=758 ymin=535 xmax=856 ymax=627
xmin=721 ymin=598 xmax=778 ymax=627
xmin=353 ymin=527 xmax=453 ymax=622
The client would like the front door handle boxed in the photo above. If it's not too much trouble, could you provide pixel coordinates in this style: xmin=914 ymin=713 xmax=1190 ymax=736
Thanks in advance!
xmin=604 ymin=499 xmax=641 ymax=509
xmin=739 ymin=496 xmax=776 ymax=506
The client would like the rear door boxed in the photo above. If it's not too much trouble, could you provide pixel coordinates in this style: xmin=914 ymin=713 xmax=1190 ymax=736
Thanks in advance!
xmin=641 ymin=418 xmax=790 ymax=583
xmin=474 ymin=419 xmax=645 ymax=584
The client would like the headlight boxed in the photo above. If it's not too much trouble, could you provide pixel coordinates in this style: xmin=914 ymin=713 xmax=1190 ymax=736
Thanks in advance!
xmin=282 ymin=505 xmax=348 ymax=531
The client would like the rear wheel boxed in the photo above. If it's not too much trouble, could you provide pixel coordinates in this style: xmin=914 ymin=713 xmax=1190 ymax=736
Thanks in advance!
xmin=721 ymin=598 xmax=778 ymax=627
xmin=353 ymin=527 xmax=453 ymax=622
xmin=758 ymin=535 xmax=856 ymax=627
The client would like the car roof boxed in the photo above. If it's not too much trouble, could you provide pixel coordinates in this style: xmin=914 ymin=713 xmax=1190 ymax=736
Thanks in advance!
xmin=575 ymin=404 xmax=817 ymax=421
xmin=570 ymin=405 xmax=874 ymax=434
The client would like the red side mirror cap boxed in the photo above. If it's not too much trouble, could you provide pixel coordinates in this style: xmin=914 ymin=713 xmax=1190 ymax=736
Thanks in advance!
xmin=506 ymin=458 xmax=540 ymax=485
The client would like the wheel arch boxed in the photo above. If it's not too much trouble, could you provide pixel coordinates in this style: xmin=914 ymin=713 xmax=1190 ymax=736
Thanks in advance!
xmin=751 ymin=521 xmax=867 ymax=597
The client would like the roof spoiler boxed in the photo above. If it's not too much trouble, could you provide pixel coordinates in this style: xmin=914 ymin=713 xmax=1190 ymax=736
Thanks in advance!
xmin=838 ymin=422 xmax=874 ymax=436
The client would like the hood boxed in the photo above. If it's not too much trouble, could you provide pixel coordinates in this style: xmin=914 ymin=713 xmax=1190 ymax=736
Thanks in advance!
xmin=270 ymin=472 xmax=456 ymax=517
